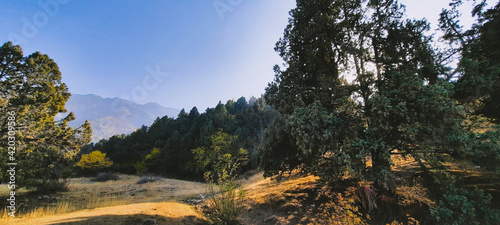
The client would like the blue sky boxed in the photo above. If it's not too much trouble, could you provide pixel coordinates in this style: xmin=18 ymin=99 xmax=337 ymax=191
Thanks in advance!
xmin=0 ymin=0 xmax=494 ymax=110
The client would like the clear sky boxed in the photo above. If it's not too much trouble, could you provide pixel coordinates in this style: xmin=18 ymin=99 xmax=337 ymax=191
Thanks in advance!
xmin=0 ymin=0 xmax=495 ymax=110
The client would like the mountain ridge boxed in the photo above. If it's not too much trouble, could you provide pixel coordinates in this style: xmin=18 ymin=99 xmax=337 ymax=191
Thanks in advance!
xmin=60 ymin=94 xmax=180 ymax=142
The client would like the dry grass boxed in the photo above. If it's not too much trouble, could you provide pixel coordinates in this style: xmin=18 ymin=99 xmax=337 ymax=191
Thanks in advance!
xmin=1 ymin=153 xmax=498 ymax=224
xmin=2 ymin=202 xmax=206 ymax=225
xmin=237 ymin=172 xmax=322 ymax=224
xmin=0 ymin=174 xmax=209 ymax=224
xmin=242 ymin=173 xmax=319 ymax=206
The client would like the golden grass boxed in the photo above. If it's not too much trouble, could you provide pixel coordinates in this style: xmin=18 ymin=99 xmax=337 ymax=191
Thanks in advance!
xmin=242 ymin=173 xmax=319 ymax=205
xmin=3 ymin=202 xmax=205 ymax=225
xmin=0 ymin=174 xmax=209 ymax=224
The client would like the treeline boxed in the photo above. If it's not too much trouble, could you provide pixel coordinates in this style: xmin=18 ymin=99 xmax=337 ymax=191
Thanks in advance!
xmin=84 ymin=97 xmax=278 ymax=179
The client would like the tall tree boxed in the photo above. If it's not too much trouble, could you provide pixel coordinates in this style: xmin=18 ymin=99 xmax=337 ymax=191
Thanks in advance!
xmin=261 ymin=0 xmax=466 ymax=197
xmin=0 ymin=42 xmax=92 ymax=190
xmin=441 ymin=0 xmax=500 ymax=120
xmin=263 ymin=0 xmax=363 ymax=182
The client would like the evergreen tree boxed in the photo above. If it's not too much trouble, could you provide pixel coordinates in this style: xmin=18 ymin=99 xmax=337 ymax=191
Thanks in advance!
xmin=441 ymin=0 xmax=500 ymax=120
xmin=261 ymin=0 xmax=468 ymax=197
xmin=0 ymin=42 xmax=92 ymax=190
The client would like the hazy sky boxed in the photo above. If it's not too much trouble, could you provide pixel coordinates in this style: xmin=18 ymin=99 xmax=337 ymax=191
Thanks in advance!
xmin=0 ymin=0 xmax=496 ymax=110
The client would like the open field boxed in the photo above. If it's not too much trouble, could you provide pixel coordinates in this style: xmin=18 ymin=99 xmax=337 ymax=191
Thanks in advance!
xmin=0 ymin=174 xmax=210 ymax=224
xmin=5 ymin=202 xmax=205 ymax=225
xmin=1 ymin=156 xmax=499 ymax=225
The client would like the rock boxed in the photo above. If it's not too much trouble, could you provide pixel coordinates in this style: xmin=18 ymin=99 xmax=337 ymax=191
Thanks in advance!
xmin=186 ymin=198 xmax=203 ymax=204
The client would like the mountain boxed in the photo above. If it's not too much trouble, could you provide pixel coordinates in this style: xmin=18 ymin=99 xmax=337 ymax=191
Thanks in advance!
xmin=59 ymin=94 xmax=180 ymax=142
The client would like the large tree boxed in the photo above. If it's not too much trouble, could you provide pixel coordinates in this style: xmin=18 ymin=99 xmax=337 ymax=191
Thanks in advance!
xmin=440 ymin=0 xmax=500 ymax=120
xmin=261 ymin=0 xmax=467 ymax=196
xmin=0 ymin=42 xmax=91 ymax=190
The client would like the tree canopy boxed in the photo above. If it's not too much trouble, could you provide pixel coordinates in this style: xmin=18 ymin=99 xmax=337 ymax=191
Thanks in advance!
xmin=0 ymin=42 xmax=92 ymax=190
xmin=260 ymin=3 xmax=500 ymax=224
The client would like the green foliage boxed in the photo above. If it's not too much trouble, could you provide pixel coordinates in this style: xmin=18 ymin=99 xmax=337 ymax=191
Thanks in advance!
xmin=261 ymin=0 xmax=457 ymax=195
xmin=424 ymin=167 xmax=500 ymax=225
xmin=203 ymin=153 xmax=245 ymax=225
xmin=259 ymin=116 xmax=301 ymax=179
xmin=135 ymin=148 xmax=161 ymax=174
xmin=261 ymin=5 xmax=500 ymax=225
xmin=193 ymin=131 xmax=248 ymax=179
xmin=431 ymin=186 xmax=500 ymax=225
xmin=0 ymin=42 xmax=92 ymax=190
xmin=468 ymin=126 xmax=500 ymax=171
xmin=92 ymin=96 xmax=277 ymax=179
xmin=205 ymin=181 xmax=245 ymax=225
xmin=442 ymin=1 xmax=500 ymax=120
xmin=76 ymin=150 xmax=113 ymax=175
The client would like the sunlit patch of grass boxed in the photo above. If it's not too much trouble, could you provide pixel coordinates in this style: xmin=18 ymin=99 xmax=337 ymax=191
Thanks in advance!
xmin=397 ymin=184 xmax=434 ymax=207
xmin=0 ymin=185 xmax=29 ymax=196
xmin=0 ymin=193 xmax=132 ymax=222
xmin=0 ymin=174 xmax=209 ymax=223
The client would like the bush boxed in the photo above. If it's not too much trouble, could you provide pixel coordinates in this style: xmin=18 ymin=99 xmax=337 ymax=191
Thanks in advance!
xmin=93 ymin=172 xmax=119 ymax=182
xmin=34 ymin=179 xmax=69 ymax=193
xmin=205 ymin=182 xmax=245 ymax=225
xmin=77 ymin=150 xmax=113 ymax=175
xmin=136 ymin=175 xmax=162 ymax=184
xmin=203 ymin=163 xmax=245 ymax=225
xmin=431 ymin=187 xmax=500 ymax=225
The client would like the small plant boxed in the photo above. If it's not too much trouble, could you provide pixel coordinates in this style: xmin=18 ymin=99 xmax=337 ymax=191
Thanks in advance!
xmin=204 ymin=163 xmax=245 ymax=225
xmin=93 ymin=172 xmax=119 ymax=182
xmin=136 ymin=175 xmax=162 ymax=184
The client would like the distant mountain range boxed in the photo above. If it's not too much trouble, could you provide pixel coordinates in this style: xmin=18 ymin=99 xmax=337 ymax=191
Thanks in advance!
xmin=58 ymin=94 xmax=180 ymax=142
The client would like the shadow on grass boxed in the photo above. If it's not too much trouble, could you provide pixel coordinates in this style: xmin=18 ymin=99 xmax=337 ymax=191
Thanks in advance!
xmin=42 ymin=214 xmax=208 ymax=225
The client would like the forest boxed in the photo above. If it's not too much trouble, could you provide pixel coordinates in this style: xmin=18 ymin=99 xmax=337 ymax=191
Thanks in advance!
xmin=1 ymin=0 xmax=500 ymax=224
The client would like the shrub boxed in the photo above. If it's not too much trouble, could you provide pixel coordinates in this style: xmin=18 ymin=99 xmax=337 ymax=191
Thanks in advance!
xmin=431 ymin=187 xmax=500 ymax=225
xmin=76 ymin=150 xmax=113 ymax=175
xmin=93 ymin=172 xmax=119 ymax=182
xmin=205 ymin=182 xmax=245 ymax=225
xmin=203 ymin=163 xmax=245 ymax=225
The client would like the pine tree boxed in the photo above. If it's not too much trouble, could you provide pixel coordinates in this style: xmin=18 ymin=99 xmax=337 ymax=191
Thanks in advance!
xmin=0 ymin=42 xmax=92 ymax=190
xmin=261 ymin=0 xmax=467 ymax=197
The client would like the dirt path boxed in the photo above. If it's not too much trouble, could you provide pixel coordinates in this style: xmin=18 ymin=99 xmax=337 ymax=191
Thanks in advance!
xmin=6 ymin=202 xmax=206 ymax=225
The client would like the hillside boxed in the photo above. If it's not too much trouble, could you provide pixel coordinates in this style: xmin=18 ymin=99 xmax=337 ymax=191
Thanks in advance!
xmin=59 ymin=94 xmax=180 ymax=142
xmin=3 ymin=159 xmax=498 ymax=225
